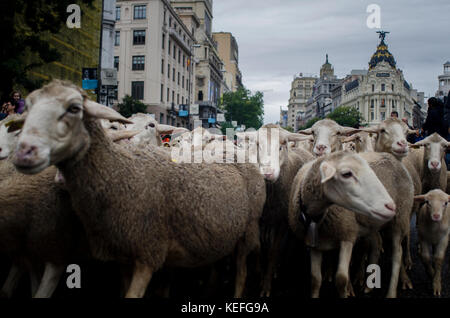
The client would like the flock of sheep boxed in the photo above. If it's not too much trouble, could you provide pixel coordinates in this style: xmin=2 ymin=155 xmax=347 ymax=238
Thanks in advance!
xmin=0 ymin=79 xmax=449 ymax=298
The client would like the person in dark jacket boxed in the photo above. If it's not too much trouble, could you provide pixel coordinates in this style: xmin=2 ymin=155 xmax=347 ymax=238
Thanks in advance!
xmin=422 ymin=97 xmax=448 ymax=139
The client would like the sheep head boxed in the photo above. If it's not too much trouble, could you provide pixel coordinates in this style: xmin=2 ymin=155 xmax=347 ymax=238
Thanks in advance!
xmin=414 ymin=189 xmax=450 ymax=222
xmin=361 ymin=118 xmax=415 ymax=160
xmin=0 ymin=114 xmax=24 ymax=159
xmin=318 ymin=152 xmax=396 ymax=223
xmin=13 ymin=80 xmax=132 ymax=174
xmin=409 ymin=133 xmax=450 ymax=173
xmin=298 ymin=119 xmax=360 ymax=156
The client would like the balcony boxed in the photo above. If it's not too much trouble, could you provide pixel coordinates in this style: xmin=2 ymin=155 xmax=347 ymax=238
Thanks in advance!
xmin=169 ymin=27 xmax=191 ymax=54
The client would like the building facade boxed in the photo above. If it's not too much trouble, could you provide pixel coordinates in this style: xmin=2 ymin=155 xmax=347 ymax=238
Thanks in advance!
xmin=279 ymin=107 xmax=288 ymax=128
xmin=437 ymin=61 xmax=450 ymax=100
xmin=114 ymin=0 xmax=195 ymax=127
xmin=287 ymin=73 xmax=316 ymax=130
xmin=339 ymin=32 xmax=420 ymax=127
xmin=212 ymin=32 xmax=243 ymax=92
xmin=171 ymin=0 xmax=225 ymax=128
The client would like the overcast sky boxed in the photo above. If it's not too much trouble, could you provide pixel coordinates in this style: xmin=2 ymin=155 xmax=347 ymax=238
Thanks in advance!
xmin=212 ymin=0 xmax=450 ymax=124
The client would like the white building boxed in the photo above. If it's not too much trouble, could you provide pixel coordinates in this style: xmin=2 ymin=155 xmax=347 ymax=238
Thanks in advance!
xmin=114 ymin=0 xmax=195 ymax=128
xmin=339 ymin=32 xmax=417 ymax=126
xmin=437 ymin=61 xmax=450 ymax=100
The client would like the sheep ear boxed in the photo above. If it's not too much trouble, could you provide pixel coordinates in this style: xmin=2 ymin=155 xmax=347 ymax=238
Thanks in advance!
xmin=342 ymin=135 xmax=357 ymax=143
xmin=410 ymin=139 xmax=426 ymax=148
xmin=297 ymin=128 xmax=313 ymax=135
xmin=340 ymin=127 xmax=361 ymax=137
xmin=359 ymin=127 xmax=380 ymax=134
xmin=84 ymin=100 xmax=133 ymax=124
xmin=5 ymin=119 xmax=25 ymax=133
xmin=319 ymin=162 xmax=336 ymax=184
xmin=157 ymin=124 xmax=176 ymax=135
xmin=107 ymin=130 xmax=141 ymax=142
xmin=413 ymin=195 xmax=426 ymax=202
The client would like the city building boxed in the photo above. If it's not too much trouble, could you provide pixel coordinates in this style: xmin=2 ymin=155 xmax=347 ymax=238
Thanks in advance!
xmin=287 ymin=73 xmax=316 ymax=130
xmin=339 ymin=31 xmax=421 ymax=126
xmin=436 ymin=61 xmax=450 ymax=101
xmin=212 ymin=32 xmax=243 ymax=92
xmin=114 ymin=0 xmax=195 ymax=128
xmin=171 ymin=0 xmax=225 ymax=128
xmin=28 ymin=1 xmax=102 ymax=100
xmin=307 ymin=54 xmax=341 ymax=119
xmin=279 ymin=107 xmax=288 ymax=128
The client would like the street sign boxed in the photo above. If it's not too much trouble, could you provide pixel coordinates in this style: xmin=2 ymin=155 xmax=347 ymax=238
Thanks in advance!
xmin=232 ymin=121 xmax=237 ymax=127
xmin=217 ymin=113 xmax=225 ymax=122
xmin=192 ymin=115 xmax=199 ymax=121
xmin=190 ymin=104 xmax=199 ymax=115
xmin=101 ymin=68 xmax=118 ymax=86
xmin=179 ymin=110 xmax=188 ymax=117
xmin=208 ymin=118 xmax=216 ymax=124
xmin=82 ymin=67 xmax=98 ymax=90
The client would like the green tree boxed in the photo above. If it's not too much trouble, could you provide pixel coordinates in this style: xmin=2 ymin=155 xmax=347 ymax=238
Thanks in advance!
xmin=282 ymin=126 xmax=294 ymax=132
xmin=117 ymin=95 xmax=147 ymax=118
xmin=220 ymin=87 xmax=264 ymax=130
xmin=327 ymin=106 xmax=364 ymax=128
xmin=298 ymin=117 xmax=321 ymax=130
xmin=0 ymin=0 xmax=94 ymax=101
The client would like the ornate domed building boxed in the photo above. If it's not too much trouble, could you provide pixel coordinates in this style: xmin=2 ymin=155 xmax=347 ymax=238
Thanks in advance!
xmin=340 ymin=31 xmax=421 ymax=126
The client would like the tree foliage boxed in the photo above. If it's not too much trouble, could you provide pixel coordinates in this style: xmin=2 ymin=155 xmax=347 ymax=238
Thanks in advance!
xmin=326 ymin=106 xmax=364 ymax=128
xmin=298 ymin=106 xmax=364 ymax=130
xmin=220 ymin=87 xmax=264 ymax=130
xmin=0 ymin=0 xmax=94 ymax=101
xmin=282 ymin=126 xmax=294 ymax=132
xmin=117 ymin=95 xmax=148 ymax=118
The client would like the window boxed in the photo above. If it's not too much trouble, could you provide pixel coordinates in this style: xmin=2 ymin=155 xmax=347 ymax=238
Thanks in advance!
xmin=162 ymin=34 xmax=165 ymax=49
xmin=133 ymin=30 xmax=146 ymax=45
xmin=182 ymin=96 xmax=184 ymax=104
xmin=173 ymin=68 xmax=175 ymax=82
xmin=161 ymin=84 xmax=164 ymax=102
xmin=371 ymin=112 xmax=374 ymax=121
xmin=161 ymin=59 xmax=164 ymax=74
xmin=167 ymin=88 xmax=169 ymax=102
xmin=168 ymin=40 xmax=171 ymax=54
xmin=172 ymin=90 xmax=175 ymax=103
xmin=381 ymin=112 xmax=386 ymax=120
xmin=114 ymin=56 xmax=119 ymax=71
xmin=115 ymin=31 xmax=120 ymax=46
xmin=392 ymin=84 xmax=394 ymax=91
xmin=169 ymin=17 xmax=172 ymax=27
xmin=182 ymin=76 xmax=185 ymax=88
xmin=381 ymin=84 xmax=385 ymax=91
xmin=183 ymin=55 xmax=185 ymax=67
xmin=132 ymin=56 xmax=145 ymax=71
xmin=178 ymin=50 xmax=181 ymax=63
xmin=381 ymin=99 xmax=385 ymax=106
xmin=168 ymin=64 xmax=170 ymax=78
xmin=186 ymin=79 xmax=189 ymax=91
xmin=178 ymin=72 xmax=180 ymax=85
xmin=115 ymin=7 xmax=121 ymax=21
xmin=173 ymin=44 xmax=176 ymax=58
xmin=370 ymin=99 xmax=374 ymax=108
xmin=160 ymin=113 xmax=164 ymax=124
xmin=371 ymin=84 xmax=375 ymax=92
xmin=131 ymin=81 xmax=144 ymax=100
xmin=177 ymin=94 xmax=179 ymax=104
xmin=134 ymin=5 xmax=146 ymax=19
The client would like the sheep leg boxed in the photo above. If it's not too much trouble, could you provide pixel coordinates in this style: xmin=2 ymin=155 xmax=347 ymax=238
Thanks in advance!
xmin=404 ymin=233 xmax=413 ymax=270
xmin=260 ymin=228 xmax=285 ymax=297
xmin=0 ymin=263 xmax=25 ymax=298
xmin=33 ymin=263 xmax=65 ymax=298
xmin=335 ymin=241 xmax=353 ymax=298
xmin=386 ymin=233 xmax=403 ymax=298
xmin=310 ymin=249 xmax=322 ymax=298
xmin=125 ymin=262 xmax=153 ymax=298
xmin=419 ymin=241 xmax=434 ymax=277
xmin=432 ymin=238 xmax=448 ymax=297
xmin=399 ymin=261 xmax=413 ymax=290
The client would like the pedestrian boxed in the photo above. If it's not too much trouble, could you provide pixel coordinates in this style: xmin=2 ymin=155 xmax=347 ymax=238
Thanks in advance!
xmin=390 ymin=111 xmax=399 ymax=118
xmin=422 ymin=97 xmax=448 ymax=139
xmin=0 ymin=100 xmax=16 ymax=120
xmin=11 ymin=91 xmax=25 ymax=114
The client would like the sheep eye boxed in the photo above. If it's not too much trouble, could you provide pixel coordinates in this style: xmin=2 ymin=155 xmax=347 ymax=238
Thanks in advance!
xmin=110 ymin=126 xmax=118 ymax=130
xmin=67 ymin=104 xmax=81 ymax=114
xmin=342 ymin=171 xmax=353 ymax=179
xmin=380 ymin=129 xmax=386 ymax=134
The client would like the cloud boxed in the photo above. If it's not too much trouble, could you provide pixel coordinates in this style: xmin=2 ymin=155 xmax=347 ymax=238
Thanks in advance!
xmin=213 ymin=0 xmax=450 ymax=124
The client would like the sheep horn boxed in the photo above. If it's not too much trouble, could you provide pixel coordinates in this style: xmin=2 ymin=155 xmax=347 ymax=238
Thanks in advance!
xmin=108 ymin=130 xmax=141 ymax=142
xmin=297 ymin=128 xmax=313 ymax=135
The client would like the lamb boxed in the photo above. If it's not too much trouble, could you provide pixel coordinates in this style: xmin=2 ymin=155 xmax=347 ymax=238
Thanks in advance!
xmin=414 ymin=189 xmax=450 ymax=296
xmin=0 ymin=115 xmax=87 ymax=298
xmin=12 ymin=80 xmax=266 ymax=298
xmin=408 ymin=133 xmax=449 ymax=193
xmin=237 ymin=124 xmax=314 ymax=297
xmin=342 ymin=132 xmax=375 ymax=153
xmin=288 ymin=151 xmax=413 ymax=298
xmin=297 ymin=119 xmax=361 ymax=156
